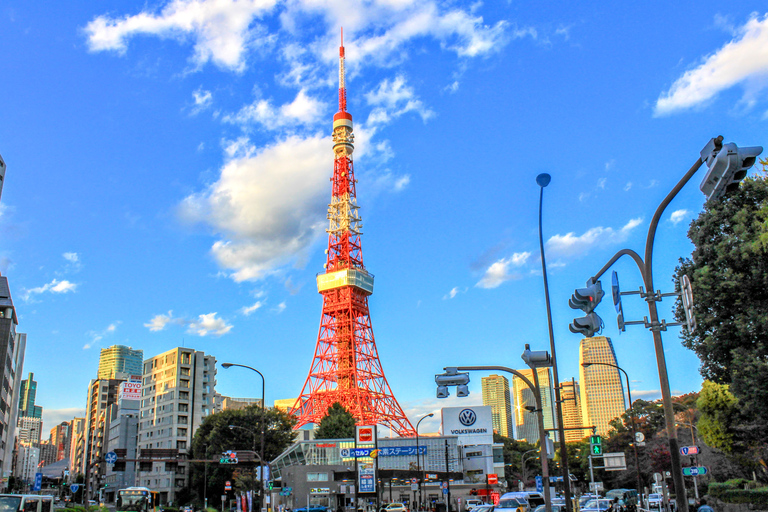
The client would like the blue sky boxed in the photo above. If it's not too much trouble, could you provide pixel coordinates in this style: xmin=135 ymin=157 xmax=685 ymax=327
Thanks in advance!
xmin=2 ymin=1 xmax=767 ymax=435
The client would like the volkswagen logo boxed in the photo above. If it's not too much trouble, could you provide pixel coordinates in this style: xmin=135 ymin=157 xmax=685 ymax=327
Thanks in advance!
xmin=458 ymin=409 xmax=477 ymax=426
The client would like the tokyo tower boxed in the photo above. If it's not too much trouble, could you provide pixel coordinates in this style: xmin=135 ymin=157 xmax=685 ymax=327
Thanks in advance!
xmin=291 ymin=31 xmax=415 ymax=437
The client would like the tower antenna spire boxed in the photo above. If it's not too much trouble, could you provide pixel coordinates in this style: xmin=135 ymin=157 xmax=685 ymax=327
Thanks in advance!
xmin=338 ymin=27 xmax=346 ymax=112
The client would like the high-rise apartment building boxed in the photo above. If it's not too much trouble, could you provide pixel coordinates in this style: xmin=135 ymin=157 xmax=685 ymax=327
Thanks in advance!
xmin=559 ymin=380 xmax=586 ymax=443
xmin=578 ymin=336 xmax=626 ymax=436
xmin=13 ymin=442 xmax=40 ymax=484
xmin=98 ymin=345 xmax=143 ymax=380
xmin=512 ymin=367 xmax=556 ymax=443
xmin=0 ymin=277 xmax=26 ymax=481
xmin=68 ymin=417 xmax=86 ymax=478
xmin=83 ymin=378 xmax=125 ymax=497
xmin=18 ymin=373 xmax=42 ymax=419
xmin=17 ymin=416 xmax=42 ymax=444
xmin=138 ymin=347 xmax=216 ymax=504
xmin=481 ymin=374 xmax=513 ymax=438
xmin=50 ymin=422 xmax=71 ymax=461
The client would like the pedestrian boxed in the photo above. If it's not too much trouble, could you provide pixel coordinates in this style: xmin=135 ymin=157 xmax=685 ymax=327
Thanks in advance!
xmin=611 ymin=497 xmax=621 ymax=512
xmin=697 ymin=499 xmax=714 ymax=512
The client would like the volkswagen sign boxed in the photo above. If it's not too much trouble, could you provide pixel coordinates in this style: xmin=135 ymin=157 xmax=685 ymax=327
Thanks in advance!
xmin=441 ymin=406 xmax=493 ymax=446
xmin=459 ymin=409 xmax=477 ymax=426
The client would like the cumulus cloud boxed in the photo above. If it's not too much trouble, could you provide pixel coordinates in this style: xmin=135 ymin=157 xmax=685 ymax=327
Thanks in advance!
xmin=145 ymin=310 xmax=177 ymax=332
xmin=63 ymin=252 xmax=79 ymax=263
xmin=23 ymin=279 xmax=77 ymax=301
xmin=179 ymin=135 xmax=328 ymax=281
xmin=84 ymin=0 xmax=279 ymax=72
xmin=476 ymin=252 xmax=531 ymax=289
xmin=188 ymin=312 xmax=233 ymax=336
xmin=145 ymin=310 xmax=233 ymax=336
xmin=443 ymin=287 xmax=460 ymax=300
xmin=670 ymin=209 xmax=689 ymax=225
xmin=655 ymin=14 xmax=768 ymax=115
xmin=224 ymin=89 xmax=325 ymax=129
xmin=546 ymin=218 xmax=643 ymax=258
xmin=192 ymin=87 xmax=213 ymax=113
xmin=365 ymin=75 xmax=434 ymax=126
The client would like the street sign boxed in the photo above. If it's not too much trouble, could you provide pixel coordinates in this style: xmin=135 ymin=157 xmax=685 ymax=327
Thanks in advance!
xmin=589 ymin=482 xmax=604 ymax=492
xmin=682 ymin=466 xmax=708 ymax=476
xmin=283 ymin=487 xmax=292 ymax=492
xmin=33 ymin=473 xmax=42 ymax=492
xmin=105 ymin=451 xmax=118 ymax=464
xmin=535 ymin=475 xmax=542 ymax=493
xmin=487 ymin=474 xmax=498 ymax=485
xmin=442 ymin=489 xmax=448 ymax=495
xmin=635 ymin=432 xmax=645 ymax=443
xmin=411 ymin=483 xmax=418 ymax=491
xmin=225 ymin=481 xmax=232 ymax=491
xmin=612 ymin=271 xmax=621 ymax=313
xmin=680 ymin=446 xmax=700 ymax=456
xmin=70 ymin=484 xmax=80 ymax=493
xmin=603 ymin=452 xmax=627 ymax=471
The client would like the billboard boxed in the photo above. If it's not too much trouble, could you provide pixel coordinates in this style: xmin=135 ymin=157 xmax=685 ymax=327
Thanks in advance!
xmin=356 ymin=425 xmax=376 ymax=444
xmin=441 ymin=406 xmax=493 ymax=446
xmin=120 ymin=380 xmax=142 ymax=401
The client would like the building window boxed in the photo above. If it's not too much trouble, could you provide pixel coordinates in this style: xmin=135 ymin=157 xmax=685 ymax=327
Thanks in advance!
xmin=177 ymin=441 xmax=187 ymax=450
xmin=307 ymin=473 xmax=329 ymax=482
xmin=179 ymin=404 xmax=188 ymax=412
xmin=179 ymin=391 xmax=189 ymax=400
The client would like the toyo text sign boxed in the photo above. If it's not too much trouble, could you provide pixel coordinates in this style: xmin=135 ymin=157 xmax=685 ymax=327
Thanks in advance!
xmin=440 ymin=406 xmax=493 ymax=446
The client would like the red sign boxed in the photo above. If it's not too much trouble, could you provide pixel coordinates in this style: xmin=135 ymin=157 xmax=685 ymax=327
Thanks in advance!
xmin=225 ymin=481 xmax=231 ymax=491
xmin=486 ymin=474 xmax=498 ymax=485
xmin=317 ymin=443 xmax=336 ymax=448
xmin=356 ymin=426 xmax=375 ymax=443
xmin=491 ymin=493 xmax=500 ymax=505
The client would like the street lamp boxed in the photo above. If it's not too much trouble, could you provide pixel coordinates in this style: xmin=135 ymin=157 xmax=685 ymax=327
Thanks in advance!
xmin=222 ymin=363 xmax=266 ymax=512
xmin=415 ymin=413 xmax=434 ymax=511
xmin=536 ymin=173 xmax=573 ymax=512
xmin=581 ymin=361 xmax=642 ymax=499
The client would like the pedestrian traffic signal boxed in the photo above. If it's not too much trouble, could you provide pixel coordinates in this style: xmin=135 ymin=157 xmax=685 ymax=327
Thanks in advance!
xmin=591 ymin=444 xmax=603 ymax=456
xmin=699 ymin=137 xmax=763 ymax=200
xmin=569 ymin=279 xmax=604 ymax=337
xmin=590 ymin=435 xmax=602 ymax=456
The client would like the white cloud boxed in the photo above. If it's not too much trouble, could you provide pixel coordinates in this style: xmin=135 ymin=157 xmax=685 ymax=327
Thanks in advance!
xmin=224 ymin=89 xmax=325 ymax=129
xmin=84 ymin=0 xmax=279 ymax=72
xmin=597 ymin=177 xmax=607 ymax=189
xmin=365 ymin=75 xmax=434 ymax=126
xmin=670 ymin=209 xmax=689 ymax=225
xmin=624 ymin=182 xmax=633 ymax=192
xmin=273 ymin=301 xmax=287 ymax=313
xmin=240 ymin=301 xmax=264 ymax=315
xmin=23 ymin=279 xmax=77 ymax=301
xmin=63 ymin=252 xmax=79 ymax=263
xmin=43 ymin=408 xmax=86 ymax=430
xmin=546 ymin=217 xmax=643 ymax=258
xmin=443 ymin=287 xmax=460 ymax=300
xmin=179 ymin=134 xmax=328 ymax=281
xmin=655 ymin=14 xmax=768 ymax=115
xmin=476 ymin=252 xmax=531 ymax=289
xmin=192 ymin=87 xmax=213 ymax=113
xmin=83 ymin=322 xmax=120 ymax=350
xmin=145 ymin=310 xmax=176 ymax=331
xmin=188 ymin=312 xmax=233 ymax=336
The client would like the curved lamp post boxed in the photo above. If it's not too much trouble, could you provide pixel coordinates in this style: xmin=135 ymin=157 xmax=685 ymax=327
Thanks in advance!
xmin=222 ymin=363 xmax=266 ymax=512
xmin=416 ymin=413 xmax=434 ymax=510
xmin=536 ymin=173 xmax=573 ymax=512
xmin=581 ymin=361 xmax=642 ymax=499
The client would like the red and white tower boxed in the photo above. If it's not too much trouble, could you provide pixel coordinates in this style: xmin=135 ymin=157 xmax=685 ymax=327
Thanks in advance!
xmin=291 ymin=32 xmax=415 ymax=437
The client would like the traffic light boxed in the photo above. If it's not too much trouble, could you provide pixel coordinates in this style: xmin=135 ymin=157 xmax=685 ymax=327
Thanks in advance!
xmin=435 ymin=367 xmax=470 ymax=398
xmin=569 ymin=279 xmax=604 ymax=337
xmin=590 ymin=435 xmax=602 ymax=456
xmin=699 ymin=137 xmax=763 ymax=200
xmin=521 ymin=345 xmax=551 ymax=368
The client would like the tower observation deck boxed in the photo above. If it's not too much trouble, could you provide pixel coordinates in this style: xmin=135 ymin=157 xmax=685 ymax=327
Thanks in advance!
xmin=291 ymin=31 xmax=415 ymax=436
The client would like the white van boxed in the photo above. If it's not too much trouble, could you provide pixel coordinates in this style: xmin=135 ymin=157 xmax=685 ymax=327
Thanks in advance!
xmin=0 ymin=495 xmax=54 ymax=512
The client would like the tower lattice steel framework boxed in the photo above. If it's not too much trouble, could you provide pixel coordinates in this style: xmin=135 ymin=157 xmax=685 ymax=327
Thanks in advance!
xmin=291 ymin=32 xmax=415 ymax=437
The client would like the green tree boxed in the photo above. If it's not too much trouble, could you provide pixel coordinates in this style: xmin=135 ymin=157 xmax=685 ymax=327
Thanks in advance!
xmin=493 ymin=433 xmax=539 ymax=486
xmin=696 ymin=380 xmax=738 ymax=452
xmin=314 ymin=403 xmax=356 ymax=439
xmin=185 ymin=405 xmax=296 ymax=508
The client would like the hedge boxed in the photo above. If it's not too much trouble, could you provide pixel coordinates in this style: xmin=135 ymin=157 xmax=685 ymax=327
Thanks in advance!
xmin=708 ymin=481 xmax=768 ymax=506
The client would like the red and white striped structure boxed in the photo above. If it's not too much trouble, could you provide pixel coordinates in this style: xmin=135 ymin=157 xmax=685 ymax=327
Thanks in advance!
xmin=291 ymin=31 xmax=415 ymax=437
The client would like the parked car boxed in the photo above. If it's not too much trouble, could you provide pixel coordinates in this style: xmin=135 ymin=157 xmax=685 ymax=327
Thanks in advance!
xmin=648 ymin=493 xmax=663 ymax=510
xmin=494 ymin=496 xmax=527 ymax=512
xmin=580 ymin=499 xmax=613 ymax=512
xmin=533 ymin=506 xmax=564 ymax=512
xmin=472 ymin=505 xmax=494 ymax=512
xmin=464 ymin=499 xmax=484 ymax=511
xmin=382 ymin=503 xmax=408 ymax=512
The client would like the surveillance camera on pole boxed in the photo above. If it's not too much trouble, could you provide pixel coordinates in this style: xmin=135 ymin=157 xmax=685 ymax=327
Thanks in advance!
xmin=569 ymin=278 xmax=604 ymax=337
xmin=699 ymin=137 xmax=763 ymax=200
xmin=521 ymin=344 xmax=552 ymax=369
xmin=435 ymin=367 xmax=470 ymax=399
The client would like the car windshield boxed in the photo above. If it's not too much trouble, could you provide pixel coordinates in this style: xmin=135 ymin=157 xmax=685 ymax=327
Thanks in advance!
xmin=496 ymin=499 xmax=522 ymax=509
xmin=0 ymin=497 xmax=21 ymax=512
xmin=583 ymin=500 xmax=611 ymax=511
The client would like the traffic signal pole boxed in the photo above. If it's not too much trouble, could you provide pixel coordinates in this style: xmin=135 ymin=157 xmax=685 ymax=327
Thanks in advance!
xmin=588 ymin=154 xmax=707 ymax=512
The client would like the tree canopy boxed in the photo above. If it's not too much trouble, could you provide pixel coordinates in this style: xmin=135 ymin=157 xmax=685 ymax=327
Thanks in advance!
xmin=314 ymin=402 xmax=356 ymax=439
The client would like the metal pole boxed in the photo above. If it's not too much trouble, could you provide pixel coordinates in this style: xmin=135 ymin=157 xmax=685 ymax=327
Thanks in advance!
xmin=589 ymin=154 xmax=710 ymax=512
xmin=416 ymin=414 xmax=433 ymax=511
xmin=530 ymin=368 xmax=552 ymax=512
xmin=536 ymin=174 xmax=572 ymax=512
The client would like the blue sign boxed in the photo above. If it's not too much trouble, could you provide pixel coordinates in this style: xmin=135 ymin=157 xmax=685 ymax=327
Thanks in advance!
xmin=358 ymin=467 xmax=376 ymax=493
xmin=105 ymin=451 xmax=118 ymax=464
xmin=442 ymin=488 xmax=448 ymax=495
xmin=33 ymin=473 xmax=42 ymax=492
xmin=535 ymin=475 xmax=543 ymax=493
xmin=70 ymin=484 xmax=80 ymax=493
xmin=341 ymin=446 xmax=426 ymax=458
